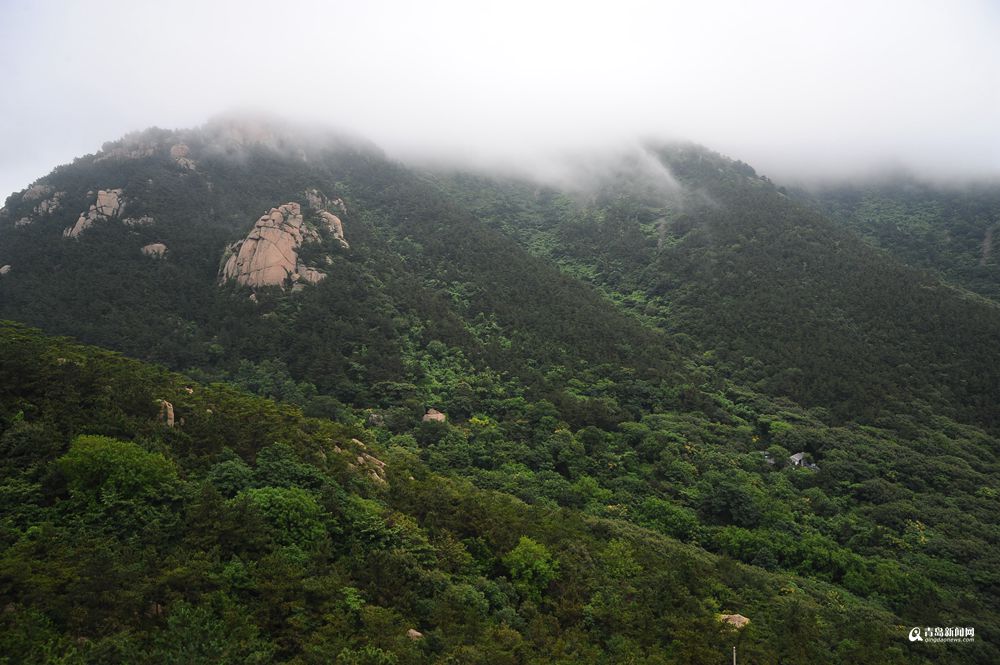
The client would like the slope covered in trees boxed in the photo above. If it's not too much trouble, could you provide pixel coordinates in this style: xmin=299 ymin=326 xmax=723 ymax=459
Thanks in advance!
xmin=436 ymin=145 xmax=1000 ymax=431
xmin=1 ymin=120 xmax=999 ymax=661
xmin=0 ymin=121 xmax=685 ymax=428
xmin=797 ymin=178 xmax=1000 ymax=302
xmin=2 ymin=321 xmax=995 ymax=664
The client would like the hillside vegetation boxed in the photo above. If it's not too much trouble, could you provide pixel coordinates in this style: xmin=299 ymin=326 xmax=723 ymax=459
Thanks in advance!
xmin=3 ymin=321 xmax=992 ymax=664
xmin=1 ymin=120 xmax=998 ymax=661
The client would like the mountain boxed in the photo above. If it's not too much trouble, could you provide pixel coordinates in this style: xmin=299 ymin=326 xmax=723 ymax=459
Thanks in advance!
xmin=1 ymin=117 xmax=998 ymax=663
xmin=434 ymin=146 xmax=1000 ymax=431
xmin=0 ymin=117 xmax=685 ymax=426
xmin=796 ymin=176 xmax=1000 ymax=303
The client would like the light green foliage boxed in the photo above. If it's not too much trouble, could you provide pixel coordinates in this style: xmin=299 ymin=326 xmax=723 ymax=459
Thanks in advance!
xmin=56 ymin=435 xmax=180 ymax=535
xmin=341 ymin=586 xmax=365 ymax=613
xmin=235 ymin=486 xmax=327 ymax=549
xmin=637 ymin=497 xmax=700 ymax=541
xmin=59 ymin=435 xmax=178 ymax=502
xmin=503 ymin=536 xmax=559 ymax=602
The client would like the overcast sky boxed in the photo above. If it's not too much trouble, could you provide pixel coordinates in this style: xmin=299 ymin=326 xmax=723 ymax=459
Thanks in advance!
xmin=2 ymin=0 xmax=998 ymax=199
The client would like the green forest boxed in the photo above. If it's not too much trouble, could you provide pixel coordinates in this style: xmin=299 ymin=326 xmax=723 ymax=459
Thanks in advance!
xmin=0 ymin=123 xmax=998 ymax=663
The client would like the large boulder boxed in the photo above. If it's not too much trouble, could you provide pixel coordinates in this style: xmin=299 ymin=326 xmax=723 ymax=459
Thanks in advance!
xmin=422 ymin=408 xmax=447 ymax=423
xmin=141 ymin=243 xmax=167 ymax=259
xmin=220 ymin=203 xmax=317 ymax=288
xmin=219 ymin=195 xmax=348 ymax=291
xmin=64 ymin=189 xmax=124 ymax=238
xmin=170 ymin=143 xmax=196 ymax=170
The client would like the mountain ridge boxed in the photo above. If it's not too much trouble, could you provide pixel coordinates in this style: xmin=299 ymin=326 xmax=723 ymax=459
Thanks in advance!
xmin=1 ymin=117 xmax=999 ymax=662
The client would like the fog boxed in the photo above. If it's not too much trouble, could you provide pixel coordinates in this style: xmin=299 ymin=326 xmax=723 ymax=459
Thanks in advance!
xmin=2 ymin=0 xmax=998 ymax=199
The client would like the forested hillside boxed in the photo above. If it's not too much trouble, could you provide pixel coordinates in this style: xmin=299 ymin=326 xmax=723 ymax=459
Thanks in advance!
xmin=0 ymin=122 xmax=685 ymax=428
xmin=436 ymin=145 xmax=1000 ymax=431
xmin=1 ymin=120 xmax=998 ymax=662
xmin=798 ymin=178 xmax=1000 ymax=302
xmin=2 ymin=322 xmax=994 ymax=664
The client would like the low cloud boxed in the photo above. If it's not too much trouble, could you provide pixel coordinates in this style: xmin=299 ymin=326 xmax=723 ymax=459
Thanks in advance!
xmin=2 ymin=0 xmax=998 ymax=198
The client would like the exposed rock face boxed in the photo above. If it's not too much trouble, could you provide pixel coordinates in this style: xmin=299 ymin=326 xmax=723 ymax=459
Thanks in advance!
xmin=34 ymin=192 xmax=64 ymax=216
xmin=64 ymin=189 xmax=124 ymax=238
xmin=220 ymin=196 xmax=349 ymax=291
xmin=358 ymin=452 xmax=387 ymax=484
xmin=159 ymin=400 xmax=175 ymax=427
xmin=719 ymin=614 xmax=750 ymax=629
xmin=12 ymin=188 xmax=65 ymax=228
xmin=422 ymin=408 xmax=447 ymax=423
xmin=305 ymin=188 xmax=347 ymax=215
xmin=319 ymin=211 xmax=349 ymax=248
xmin=141 ymin=243 xmax=167 ymax=258
xmin=304 ymin=188 xmax=324 ymax=210
xmin=94 ymin=189 xmax=123 ymax=216
xmin=406 ymin=629 xmax=424 ymax=640
xmin=304 ymin=188 xmax=349 ymax=248
xmin=170 ymin=143 xmax=196 ymax=170
xmin=22 ymin=183 xmax=52 ymax=201
xmin=221 ymin=203 xmax=318 ymax=288
xmin=0 ymin=265 xmax=11 ymax=276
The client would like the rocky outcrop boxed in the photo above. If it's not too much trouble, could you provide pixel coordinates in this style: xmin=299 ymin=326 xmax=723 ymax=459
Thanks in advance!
xmin=13 ymin=187 xmax=65 ymax=228
xmin=422 ymin=408 xmax=446 ymax=423
xmin=96 ymin=143 xmax=157 ymax=162
xmin=719 ymin=614 xmax=750 ymax=629
xmin=406 ymin=629 xmax=424 ymax=641
xmin=159 ymin=400 xmax=175 ymax=427
xmin=305 ymin=188 xmax=347 ymax=215
xmin=304 ymin=188 xmax=349 ymax=248
xmin=22 ymin=183 xmax=52 ymax=201
xmin=220 ymin=203 xmax=319 ymax=288
xmin=170 ymin=143 xmax=196 ymax=170
xmin=220 ymin=195 xmax=349 ymax=291
xmin=64 ymin=189 xmax=124 ymax=238
xmin=141 ymin=243 xmax=167 ymax=258
xmin=319 ymin=211 xmax=349 ymax=248
xmin=34 ymin=192 xmax=64 ymax=216
xmin=358 ymin=452 xmax=387 ymax=484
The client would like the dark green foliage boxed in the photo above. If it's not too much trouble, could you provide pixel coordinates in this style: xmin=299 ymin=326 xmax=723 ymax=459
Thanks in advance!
xmin=440 ymin=145 xmax=1000 ymax=432
xmin=800 ymin=177 xmax=1000 ymax=301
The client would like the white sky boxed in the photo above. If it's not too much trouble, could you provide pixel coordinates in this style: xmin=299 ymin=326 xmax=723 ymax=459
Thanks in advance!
xmin=1 ymin=0 xmax=999 ymax=199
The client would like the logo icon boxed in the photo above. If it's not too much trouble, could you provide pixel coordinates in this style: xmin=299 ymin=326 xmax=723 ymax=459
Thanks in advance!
xmin=909 ymin=627 xmax=923 ymax=642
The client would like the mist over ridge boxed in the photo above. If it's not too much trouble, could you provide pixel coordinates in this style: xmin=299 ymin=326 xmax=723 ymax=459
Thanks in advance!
xmin=2 ymin=0 xmax=999 ymax=198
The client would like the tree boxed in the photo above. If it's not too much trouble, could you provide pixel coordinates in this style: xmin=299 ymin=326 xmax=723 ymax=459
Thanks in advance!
xmin=235 ymin=486 xmax=328 ymax=549
xmin=502 ymin=536 xmax=559 ymax=602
